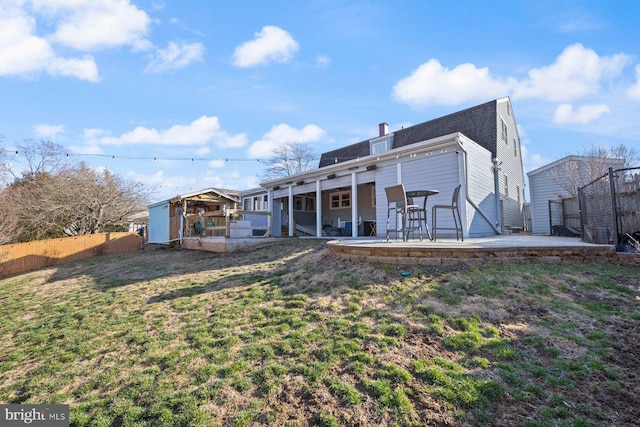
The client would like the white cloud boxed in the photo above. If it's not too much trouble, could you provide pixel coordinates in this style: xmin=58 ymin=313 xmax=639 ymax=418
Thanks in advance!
xmin=248 ymin=124 xmax=325 ymax=158
xmin=47 ymin=55 xmax=99 ymax=81
xmin=128 ymin=169 xmax=260 ymax=202
xmin=392 ymin=59 xmax=512 ymax=108
xmin=316 ymin=55 xmax=331 ymax=68
xmin=33 ymin=123 xmax=65 ymax=138
xmin=627 ymin=64 xmax=640 ymax=100
xmin=553 ymin=103 xmax=611 ymax=124
xmin=233 ymin=26 xmax=299 ymax=67
xmin=195 ymin=146 xmax=210 ymax=156
xmin=39 ymin=0 xmax=152 ymax=51
xmin=514 ymin=43 xmax=630 ymax=101
xmin=208 ymin=159 xmax=225 ymax=168
xmin=145 ymin=41 xmax=204 ymax=73
xmin=0 ymin=1 xmax=201 ymax=81
xmin=92 ymin=116 xmax=248 ymax=148
xmin=392 ymin=43 xmax=631 ymax=108
xmin=0 ymin=5 xmax=100 ymax=81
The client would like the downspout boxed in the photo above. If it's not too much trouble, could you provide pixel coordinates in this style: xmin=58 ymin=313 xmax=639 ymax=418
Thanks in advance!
xmin=460 ymin=143 xmax=501 ymax=235
xmin=492 ymin=157 xmax=503 ymax=231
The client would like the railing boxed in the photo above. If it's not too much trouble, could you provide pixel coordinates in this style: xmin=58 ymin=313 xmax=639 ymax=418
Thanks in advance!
xmin=184 ymin=210 xmax=272 ymax=239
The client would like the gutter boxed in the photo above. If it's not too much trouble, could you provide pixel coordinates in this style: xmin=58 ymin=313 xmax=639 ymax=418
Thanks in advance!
xmin=458 ymin=137 xmax=501 ymax=235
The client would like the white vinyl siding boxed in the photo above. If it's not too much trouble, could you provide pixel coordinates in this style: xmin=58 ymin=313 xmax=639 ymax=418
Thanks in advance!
xmin=148 ymin=202 xmax=171 ymax=244
xmin=528 ymin=168 xmax=570 ymax=234
xmin=496 ymin=99 xmax=525 ymax=228
xmin=464 ymin=139 xmax=498 ymax=237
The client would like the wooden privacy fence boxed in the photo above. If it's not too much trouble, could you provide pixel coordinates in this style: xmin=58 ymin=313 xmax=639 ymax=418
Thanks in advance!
xmin=0 ymin=232 xmax=143 ymax=277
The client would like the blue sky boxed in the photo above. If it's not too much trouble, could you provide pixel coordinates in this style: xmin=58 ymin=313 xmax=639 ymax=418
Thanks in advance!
xmin=2 ymin=0 xmax=639 ymax=203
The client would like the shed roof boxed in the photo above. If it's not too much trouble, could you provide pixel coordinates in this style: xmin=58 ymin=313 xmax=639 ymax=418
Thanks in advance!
xmin=148 ymin=188 xmax=240 ymax=208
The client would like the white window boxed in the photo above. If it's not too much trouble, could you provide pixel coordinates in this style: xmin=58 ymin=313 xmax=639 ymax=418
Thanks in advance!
xmin=371 ymin=140 xmax=388 ymax=154
xmin=243 ymin=198 xmax=251 ymax=210
xmin=513 ymin=138 xmax=518 ymax=157
xmin=294 ymin=196 xmax=315 ymax=212
xmin=516 ymin=184 xmax=521 ymax=204
xmin=330 ymin=191 xmax=351 ymax=209
xmin=504 ymin=176 xmax=509 ymax=197
xmin=501 ymin=119 xmax=508 ymax=143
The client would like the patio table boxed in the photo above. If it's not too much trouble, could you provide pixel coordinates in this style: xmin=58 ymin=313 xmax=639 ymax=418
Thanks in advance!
xmin=406 ymin=189 xmax=439 ymax=240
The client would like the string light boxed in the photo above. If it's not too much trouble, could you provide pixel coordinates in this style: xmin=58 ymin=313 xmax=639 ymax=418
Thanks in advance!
xmin=61 ymin=152 xmax=438 ymax=164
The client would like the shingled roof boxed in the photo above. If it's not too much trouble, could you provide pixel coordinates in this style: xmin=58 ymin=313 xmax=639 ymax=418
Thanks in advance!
xmin=318 ymin=99 xmax=498 ymax=168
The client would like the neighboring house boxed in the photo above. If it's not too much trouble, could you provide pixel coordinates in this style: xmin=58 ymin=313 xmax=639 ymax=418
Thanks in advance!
xmin=527 ymin=155 xmax=624 ymax=235
xmin=251 ymin=97 xmax=526 ymax=239
xmin=147 ymin=188 xmax=240 ymax=244
xmin=127 ymin=211 xmax=149 ymax=233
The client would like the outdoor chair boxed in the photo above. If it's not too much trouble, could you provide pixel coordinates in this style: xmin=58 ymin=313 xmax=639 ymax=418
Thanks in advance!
xmin=342 ymin=220 xmax=362 ymax=236
xmin=432 ymin=184 xmax=463 ymax=241
xmin=385 ymin=184 xmax=422 ymax=241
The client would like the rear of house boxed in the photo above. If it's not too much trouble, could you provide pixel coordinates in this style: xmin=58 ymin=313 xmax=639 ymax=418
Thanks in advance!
xmin=255 ymin=97 xmax=525 ymax=239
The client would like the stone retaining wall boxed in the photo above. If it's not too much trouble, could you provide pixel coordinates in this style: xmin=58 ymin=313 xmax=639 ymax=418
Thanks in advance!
xmin=327 ymin=243 xmax=626 ymax=266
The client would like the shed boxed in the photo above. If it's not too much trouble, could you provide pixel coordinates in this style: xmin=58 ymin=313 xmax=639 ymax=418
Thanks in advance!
xmin=527 ymin=155 xmax=623 ymax=235
xmin=147 ymin=188 xmax=240 ymax=245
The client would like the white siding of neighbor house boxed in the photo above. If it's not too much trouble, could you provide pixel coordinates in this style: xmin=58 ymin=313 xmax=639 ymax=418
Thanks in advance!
xmin=496 ymin=98 xmax=525 ymax=228
xmin=527 ymin=169 xmax=569 ymax=235
xmin=527 ymin=156 xmax=625 ymax=235
xmin=464 ymin=139 xmax=498 ymax=237
xmin=148 ymin=202 xmax=170 ymax=243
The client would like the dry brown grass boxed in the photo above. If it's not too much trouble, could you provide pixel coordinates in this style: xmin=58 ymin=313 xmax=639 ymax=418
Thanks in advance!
xmin=0 ymin=238 xmax=638 ymax=426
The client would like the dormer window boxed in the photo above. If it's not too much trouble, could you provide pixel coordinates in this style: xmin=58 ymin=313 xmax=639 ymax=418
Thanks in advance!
xmin=371 ymin=140 xmax=389 ymax=154
xmin=369 ymin=134 xmax=393 ymax=155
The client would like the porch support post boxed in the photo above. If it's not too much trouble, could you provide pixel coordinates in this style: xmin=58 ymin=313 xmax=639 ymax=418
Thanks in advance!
xmin=288 ymin=185 xmax=294 ymax=237
xmin=351 ymin=172 xmax=358 ymax=237
xmin=316 ymin=179 xmax=322 ymax=237
xmin=268 ymin=190 xmax=273 ymax=236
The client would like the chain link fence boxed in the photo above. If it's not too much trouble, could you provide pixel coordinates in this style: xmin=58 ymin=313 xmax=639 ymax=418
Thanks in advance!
xmin=579 ymin=167 xmax=640 ymax=252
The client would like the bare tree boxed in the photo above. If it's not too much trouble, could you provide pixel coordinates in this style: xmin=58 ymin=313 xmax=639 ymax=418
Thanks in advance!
xmin=547 ymin=144 xmax=638 ymax=198
xmin=0 ymin=137 xmax=10 ymax=186
xmin=62 ymin=164 xmax=149 ymax=235
xmin=3 ymin=162 xmax=149 ymax=243
xmin=0 ymin=188 xmax=20 ymax=244
xmin=261 ymin=142 xmax=318 ymax=180
xmin=8 ymin=139 xmax=69 ymax=182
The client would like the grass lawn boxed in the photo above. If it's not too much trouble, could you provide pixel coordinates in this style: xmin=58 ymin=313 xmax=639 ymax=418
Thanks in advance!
xmin=0 ymin=239 xmax=638 ymax=426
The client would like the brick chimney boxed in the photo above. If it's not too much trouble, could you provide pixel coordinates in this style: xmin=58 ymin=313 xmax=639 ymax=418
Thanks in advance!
xmin=379 ymin=122 xmax=389 ymax=136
